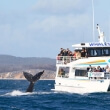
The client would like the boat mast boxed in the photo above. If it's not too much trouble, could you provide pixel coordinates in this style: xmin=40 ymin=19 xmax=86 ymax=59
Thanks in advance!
xmin=92 ymin=0 xmax=95 ymax=42
xmin=96 ymin=24 xmax=105 ymax=43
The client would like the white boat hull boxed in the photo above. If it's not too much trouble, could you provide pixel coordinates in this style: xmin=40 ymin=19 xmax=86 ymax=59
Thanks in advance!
xmin=55 ymin=78 xmax=110 ymax=94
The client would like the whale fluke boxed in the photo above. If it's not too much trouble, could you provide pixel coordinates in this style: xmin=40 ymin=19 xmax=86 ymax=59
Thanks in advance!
xmin=23 ymin=70 xmax=44 ymax=92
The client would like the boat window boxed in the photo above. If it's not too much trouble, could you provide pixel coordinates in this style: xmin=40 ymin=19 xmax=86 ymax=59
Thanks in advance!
xmin=87 ymin=47 xmax=110 ymax=57
xmin=75 ymin=69 xmax=87 ymax=77
xmin=103 ymin=48 xmax=110 ymax=56
xmin=58 ymin=67 xmax=69 ymax=77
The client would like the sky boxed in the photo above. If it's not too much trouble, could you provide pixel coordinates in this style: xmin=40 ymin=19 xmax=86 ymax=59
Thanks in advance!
xmin=0 ymin=0 xmax=110 ymax=58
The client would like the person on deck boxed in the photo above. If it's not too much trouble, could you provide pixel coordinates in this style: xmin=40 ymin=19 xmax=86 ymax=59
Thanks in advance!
xmin=87 ymin=65 xmax=93 ymax=72
xmin=60 ymin=48 xmax=64 ymax=55
xmin=105 ymin=65 xmax=110 ymax=73
xmin=81 ymin=48 xmax=86 ymax=57
xmin=76 ymin=51 xmax=81 ymax=59
xmin=73 ymin=50 xmax=76 ymax=58
xmin=58 ymin=68 xmax=65 ymax=77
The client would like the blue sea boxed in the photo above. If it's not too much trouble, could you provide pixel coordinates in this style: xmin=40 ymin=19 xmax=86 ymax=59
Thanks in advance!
xmin=0 ymin=80 xmax=110 ymax=110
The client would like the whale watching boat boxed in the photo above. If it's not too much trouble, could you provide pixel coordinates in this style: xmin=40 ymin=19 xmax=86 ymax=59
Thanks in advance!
xmin=54 ymin=24 xmax=110 ymax=93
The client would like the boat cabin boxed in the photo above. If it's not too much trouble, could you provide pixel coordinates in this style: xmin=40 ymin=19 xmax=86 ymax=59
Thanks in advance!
xmin=56 ymin=66 xmax=110 ymax=80
xmin=72 ymin=42 xmax=110 ymax=57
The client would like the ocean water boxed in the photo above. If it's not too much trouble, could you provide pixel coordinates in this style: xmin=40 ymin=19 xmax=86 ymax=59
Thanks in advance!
xmin=0 ymin=80 xmax=110 ymax=110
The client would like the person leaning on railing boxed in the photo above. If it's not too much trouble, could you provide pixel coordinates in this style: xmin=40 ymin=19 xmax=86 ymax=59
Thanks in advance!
xmin=60 ymin=48 xmax=64 ymax=55
xmin=57 ymin=54 xmax=61 ymax=60
xmin=76 ymin=51 xmax=81 ymax=59
xmin=81 ymin=48 xmax=88 ymax=58
xmin=73 ymin=50 xmax=76 ymax=58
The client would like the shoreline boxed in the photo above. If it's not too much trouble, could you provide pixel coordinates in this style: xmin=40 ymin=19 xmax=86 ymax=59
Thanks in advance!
xmin=0 ymin=78 xmax=55 ymax=80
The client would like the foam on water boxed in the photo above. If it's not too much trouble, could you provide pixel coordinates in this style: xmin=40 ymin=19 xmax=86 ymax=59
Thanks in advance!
xmin=1 ymin=90 xmax=32 ymax=96
xmin=35 ymin=91 xmax=57 ymax=95
xmin=0 ymin=90 xmax=57 ymax=97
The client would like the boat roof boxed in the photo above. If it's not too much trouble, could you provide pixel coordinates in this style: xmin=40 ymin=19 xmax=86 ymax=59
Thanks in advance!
xmin=72 ymin=42 xmax=110 ymax=48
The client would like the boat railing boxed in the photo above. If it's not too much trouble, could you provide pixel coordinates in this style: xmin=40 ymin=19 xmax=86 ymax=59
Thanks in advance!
xmin=104 ymin=72 xmax=110 ymax=79
xmin=56 ymin=56 xmax=76 ymax=64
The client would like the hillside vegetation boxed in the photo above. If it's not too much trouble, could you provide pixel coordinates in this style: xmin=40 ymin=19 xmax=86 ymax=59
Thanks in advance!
xmin=0 ymin=55 xmax=56 ymax=79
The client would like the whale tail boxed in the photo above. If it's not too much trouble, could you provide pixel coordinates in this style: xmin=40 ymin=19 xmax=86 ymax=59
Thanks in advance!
xmin=23 ymin=70 xmax=44 ymax=92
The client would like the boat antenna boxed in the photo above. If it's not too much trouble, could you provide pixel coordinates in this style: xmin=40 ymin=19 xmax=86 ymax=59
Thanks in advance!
xmin=92 ymin=0 xmax=95 ymax=42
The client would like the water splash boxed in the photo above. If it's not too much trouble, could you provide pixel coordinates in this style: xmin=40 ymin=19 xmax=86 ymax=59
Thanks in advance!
xmin=0 ymin=90 xmax=57 ymax=97
xmin=2 ymin=90 xmax=32 ymax=96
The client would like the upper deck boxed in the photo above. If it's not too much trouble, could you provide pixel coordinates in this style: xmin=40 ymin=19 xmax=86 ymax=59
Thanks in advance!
xmin=56 ymin=46 xmax=110 ymax=65
xmin=56 ymin=24 xmax=110 ymax=66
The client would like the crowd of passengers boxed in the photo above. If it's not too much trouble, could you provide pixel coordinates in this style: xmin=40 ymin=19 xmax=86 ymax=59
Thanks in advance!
xmin=87 ymin=65 xmax=110 ymax=73
xmin=57 ymin=48 xmax=87 ymax=60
